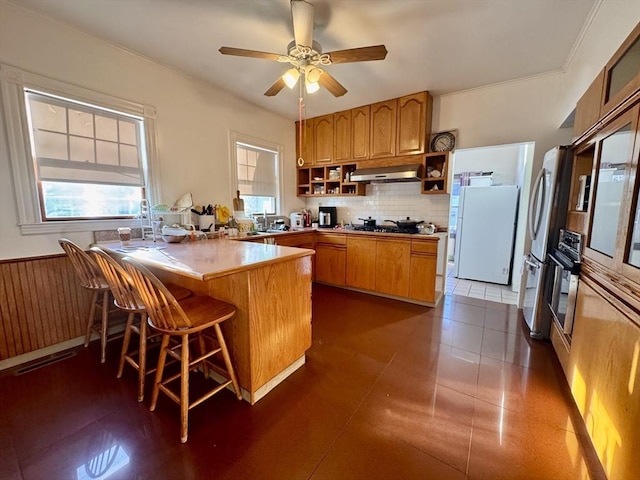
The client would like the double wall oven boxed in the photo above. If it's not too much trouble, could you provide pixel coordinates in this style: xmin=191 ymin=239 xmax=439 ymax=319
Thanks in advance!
xmin=547 ymin=230 xmax=582 ymax=340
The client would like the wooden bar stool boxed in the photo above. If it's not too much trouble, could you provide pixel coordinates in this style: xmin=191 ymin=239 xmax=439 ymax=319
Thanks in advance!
xmin=59 ymin=238 xmax=113 ymax=363
xmin=90 ymin=247 xmax=191 ymax=402
xmin=122 ymin=257 xmax=242 ymax=443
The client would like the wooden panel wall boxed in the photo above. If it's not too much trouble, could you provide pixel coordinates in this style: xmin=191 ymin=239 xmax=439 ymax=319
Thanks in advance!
xmin=0 ymin=254 xmax=91 ymax=360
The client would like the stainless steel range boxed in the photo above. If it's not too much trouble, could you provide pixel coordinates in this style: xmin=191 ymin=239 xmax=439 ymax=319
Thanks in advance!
xmin=547 ymin=229 xmax=582 ymax=339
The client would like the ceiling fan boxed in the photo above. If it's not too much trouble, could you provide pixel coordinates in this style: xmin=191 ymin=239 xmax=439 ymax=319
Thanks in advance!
xmin=219 ymin=0 xmax=387 ymax=97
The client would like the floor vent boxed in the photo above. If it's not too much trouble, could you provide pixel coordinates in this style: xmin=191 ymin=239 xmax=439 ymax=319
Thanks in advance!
xmin=14 ymin=350 xmax=77 ymax=376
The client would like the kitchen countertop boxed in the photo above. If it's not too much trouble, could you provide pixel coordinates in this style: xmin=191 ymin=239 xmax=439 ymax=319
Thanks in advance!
xmin=233 ymin=228 xmax=442 ymax=241
xmin=99 ymin=238 xmax=314 ymax=281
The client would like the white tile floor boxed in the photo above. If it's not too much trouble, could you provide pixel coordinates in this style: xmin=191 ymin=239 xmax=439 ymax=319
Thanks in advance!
xmin=446 ymin=263 xmax=519 ymax=305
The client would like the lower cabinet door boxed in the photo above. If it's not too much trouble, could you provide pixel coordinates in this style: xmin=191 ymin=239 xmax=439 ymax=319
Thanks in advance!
xmin=375 ymin=239 xmax=411 ymax=297
xmin=346 ymin=237 xmax=377 ymax=290
xmin=409 ymin=253 xmax=436 ymax=302
xmin=315 ymin=244 xmax=346 ymax=286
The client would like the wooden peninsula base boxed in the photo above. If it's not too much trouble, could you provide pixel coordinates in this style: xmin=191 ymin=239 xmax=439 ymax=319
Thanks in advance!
xmin=104 ymin=240 xmax=313 ymax=404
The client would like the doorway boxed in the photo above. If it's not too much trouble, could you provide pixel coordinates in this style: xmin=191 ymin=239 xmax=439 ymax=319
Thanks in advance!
xmin=446 ymin=141 xmax=535 ymax=305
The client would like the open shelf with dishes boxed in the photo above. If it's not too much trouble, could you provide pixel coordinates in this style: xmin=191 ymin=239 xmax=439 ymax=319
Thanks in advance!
xmin=297 ymin=163 xmax=365 ymax=196
xmin=421 ymin=151 xmax=450 ymax=194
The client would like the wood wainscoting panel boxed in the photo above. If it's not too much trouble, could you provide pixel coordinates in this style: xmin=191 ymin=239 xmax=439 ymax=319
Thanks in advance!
xmin=568 ymin=279 xmax=640 ymax=479
xmin=0 ymin=255 xmax=92 ymax=360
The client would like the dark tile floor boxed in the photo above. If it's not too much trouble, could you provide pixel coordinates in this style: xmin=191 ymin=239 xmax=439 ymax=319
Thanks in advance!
xmin=0 ymin=285 xmax=605 ymax=480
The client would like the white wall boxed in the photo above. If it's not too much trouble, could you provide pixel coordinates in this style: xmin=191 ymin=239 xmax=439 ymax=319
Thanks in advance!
xmin=453 ymin=143 xmax=523 ymax=185
xmin=0 ymin=1 xmax=303 ymax=259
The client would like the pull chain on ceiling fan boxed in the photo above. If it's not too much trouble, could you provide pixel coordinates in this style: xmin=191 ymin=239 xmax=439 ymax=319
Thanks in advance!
xmin=219 ymin=0 xmax=388 ymax=98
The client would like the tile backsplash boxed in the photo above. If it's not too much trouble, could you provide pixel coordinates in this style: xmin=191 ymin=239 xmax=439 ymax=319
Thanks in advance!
xmin=304 ymin=182 xmax=450 ymax=230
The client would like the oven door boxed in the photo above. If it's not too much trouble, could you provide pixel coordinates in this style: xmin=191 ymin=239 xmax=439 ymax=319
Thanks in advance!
xmin=547 ymin=251 xmax=580 ymax=337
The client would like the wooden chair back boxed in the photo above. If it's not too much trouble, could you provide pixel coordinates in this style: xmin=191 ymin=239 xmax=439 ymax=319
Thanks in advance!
xmin=121 ymin=257 xmax=192 ymax=331
xmin=90 ymin=247 xmax=141 ymax=312
xmin=58 ymin=238 xmax=104 ymax=290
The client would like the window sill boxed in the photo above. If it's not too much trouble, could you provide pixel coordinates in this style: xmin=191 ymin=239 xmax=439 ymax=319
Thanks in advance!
xmin=20 ymin=218 xmax=141 ymax=235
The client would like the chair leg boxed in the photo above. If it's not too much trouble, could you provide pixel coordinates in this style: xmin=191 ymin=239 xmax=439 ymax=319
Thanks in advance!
xmin=99 ymin=290 xmax=109 ymax=363
xmin=84 ymin=290 xmax=99 ymax=347
xmin=180 ymin=334 xmax=190 ymax=443
xmin=197 ymin=332 xmax=209 ymax=378
xmin=117 ymin=312 xmax=136 ymax=379
xmin=150 ymin=334 xmax=170 ymax=412
xmin=214 ymin=324 xmax=242 ymax=400
xmin=137 ymin=314 xmax=148 ymax=402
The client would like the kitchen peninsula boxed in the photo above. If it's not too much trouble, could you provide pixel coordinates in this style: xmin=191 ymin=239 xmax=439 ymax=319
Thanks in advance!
xmin=102 ymin=239 xmax=314 ymax=404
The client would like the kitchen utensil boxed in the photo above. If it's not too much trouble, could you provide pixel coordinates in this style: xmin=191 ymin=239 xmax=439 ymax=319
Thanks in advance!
xmin=233 ymin=191 xmax=244 ymax=213
xmin=384 ymin=217 xmax=425 ymax=229
xmin=191 ymin=208 xmax=202 ymax=216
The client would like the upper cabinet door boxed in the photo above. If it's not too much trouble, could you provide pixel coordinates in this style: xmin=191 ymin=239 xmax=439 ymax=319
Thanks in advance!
xmin=333 ymin=110 xmax=352 ymax=163
xmin=573 ymin=69 xmax=605 ymax=140
xmin=351 ymin=105 xmax=370 ymax=160
xmin=295 ymin=119 xmax=315 ymax=167
xmin=601 ymin=23 xmax=640 ymax=117
xmin=396 ymin=92 xmax=431 ymax=156
xmin=370 ymin=99 xmax=397 ymax=158
xmin=585 ymin=103 xmax=639 ymax=284
xmin=314 ymin=114 xmax=334 ymax=164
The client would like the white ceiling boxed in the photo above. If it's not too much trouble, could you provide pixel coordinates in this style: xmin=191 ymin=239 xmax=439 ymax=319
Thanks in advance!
xmin=15 ymin=0 xmax=598 ymax=120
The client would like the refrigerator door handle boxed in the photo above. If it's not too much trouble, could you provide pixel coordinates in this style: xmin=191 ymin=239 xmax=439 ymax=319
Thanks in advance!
xmin=524 ymin=258 xmax=539 ymax=270
xmin=528 ymin=168 xmax=546 ymax=241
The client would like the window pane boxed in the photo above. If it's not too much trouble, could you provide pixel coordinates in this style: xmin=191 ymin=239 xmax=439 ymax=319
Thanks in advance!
xmin=35 ymin=130 xmax=68 ymax=160
xmin=95 ymin=115 xmax=118 ymax=141
xmin=242 ymin=195 xmax=275 ymax=215
xmin=589 ymin=124 xmax=632 ymax=257
xmin=119 ymin=120 xmax=137 ymax=145
xmin=120 ymin=144 xmax=139 ymax=168
xmin=42 ymin=181 xmax=142 ymax=219
xmin=70 ymin=136 xmax=95 ymax=163
xmin=68 ymin=109 xmax=94 ymax=137
xmin=96 ymin=140 xmax=119 ymax=166
xmin=29 ymin=100 xmax=67 ymax=133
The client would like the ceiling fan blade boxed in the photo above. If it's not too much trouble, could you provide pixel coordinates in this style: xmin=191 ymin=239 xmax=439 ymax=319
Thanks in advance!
xmin=264 ymin=77 xmax=287 ymax=97
xmin=291 ymin=0 xmax=314 ymax=47
xmin=219 ymin=46 xmax=282 ymax=61
xmin=326 ymin=45 xmax=388 ymax=64
xmin=318 ymin=71 xmax=347 ymax=97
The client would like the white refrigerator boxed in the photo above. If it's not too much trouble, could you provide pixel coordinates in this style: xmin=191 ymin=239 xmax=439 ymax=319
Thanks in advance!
xmin=454 ymin=185 xmax=519 ymax=284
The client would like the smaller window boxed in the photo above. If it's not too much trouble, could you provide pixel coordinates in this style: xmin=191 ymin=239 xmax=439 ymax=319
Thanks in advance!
xmin=234 ymin=141 xmax=280 ymax=215
xmin=24 ymin=90 xmax=146 ymax=220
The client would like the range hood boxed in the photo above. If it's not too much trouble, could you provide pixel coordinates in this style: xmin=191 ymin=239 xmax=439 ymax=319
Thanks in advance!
xmin=350 ymin=164 xmax=422 ymax=183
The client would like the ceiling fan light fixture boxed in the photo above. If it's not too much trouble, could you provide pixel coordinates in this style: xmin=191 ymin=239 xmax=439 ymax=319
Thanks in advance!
xmin=283 ymin=68 xmax=300 ymax=89
xmin=304 ymin=65 xmax=322 ymax=83
xmin=305 ymin=78 xmax=320 ymax=94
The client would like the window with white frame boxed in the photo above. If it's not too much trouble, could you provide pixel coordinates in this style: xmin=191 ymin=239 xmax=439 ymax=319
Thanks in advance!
xmin=232 ymin=134 xmax=282 ymax=215
xmin=25 ymin=90 xmax=146 ymax=220
xmin=1 ymin=64 xmax=160 ymax=234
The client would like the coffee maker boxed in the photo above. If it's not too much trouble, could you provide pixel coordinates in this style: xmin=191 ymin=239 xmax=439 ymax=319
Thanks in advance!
xmin=318 ymin=206 xmax=337 ymax=228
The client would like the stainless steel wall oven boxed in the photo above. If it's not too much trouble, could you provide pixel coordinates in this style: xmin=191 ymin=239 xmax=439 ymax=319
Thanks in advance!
xmin=547 ymin=230 xmax=582 ymax=340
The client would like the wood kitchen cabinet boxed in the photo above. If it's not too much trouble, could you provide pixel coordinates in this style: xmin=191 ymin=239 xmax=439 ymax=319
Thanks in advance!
xmin=313 ymin=114 xmax=334 ymax=164
xmin=573 ymin=69 xmax=605 ymax=141
xmin=346 ymin=237 xmax=377 ymax=290
xmin=370 ymin=99 xmax=397 ymax=159
xmin=408 ymin=240 xmax=437 ymax=303
xmin=375 ymin=238 xmax=410 ymax=297
xmin=584 ymin=102 xmax=640 ymax=286
xmin=397 ymin=92 xmax=432 ymax=156
xmin=295 ymin=118 xmax=314 ymax=167
xmin=315 ymin=233 xmax=346 ymax=286
xmin=421 ymin=151 xmax=450 ymax=194
xmin=351 ymin=105 xmax=370 ymax=160
xmin=333 ymin=109 xmax=352 ymax=163
xmin=601 ymin=22 xmax=640 ymax=117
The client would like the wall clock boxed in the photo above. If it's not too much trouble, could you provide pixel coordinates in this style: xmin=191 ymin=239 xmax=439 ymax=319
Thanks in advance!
xmin=430 ymin=131 xmax=456 ymax=152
